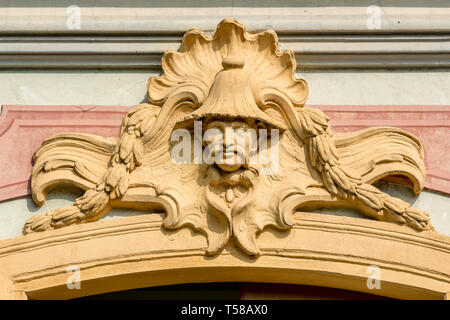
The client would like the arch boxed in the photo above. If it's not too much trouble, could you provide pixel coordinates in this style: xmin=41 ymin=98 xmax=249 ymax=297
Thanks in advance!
xmin=0 ymin=211 xmax=449 ymax=300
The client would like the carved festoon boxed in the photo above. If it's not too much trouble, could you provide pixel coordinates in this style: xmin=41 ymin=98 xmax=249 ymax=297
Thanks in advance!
xmin=24 ymin=18 xmax=433 ymax=256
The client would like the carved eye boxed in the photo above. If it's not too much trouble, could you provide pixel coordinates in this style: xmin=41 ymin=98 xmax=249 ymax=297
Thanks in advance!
xmin=256 ymin=122 xmax=267 ymax=130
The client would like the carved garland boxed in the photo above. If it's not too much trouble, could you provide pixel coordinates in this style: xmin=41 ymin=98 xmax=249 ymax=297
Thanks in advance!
xmin=24 ymin=104 xmax=160 ymax=232
xmin=297 ymin=107 xmax=430 ymax=230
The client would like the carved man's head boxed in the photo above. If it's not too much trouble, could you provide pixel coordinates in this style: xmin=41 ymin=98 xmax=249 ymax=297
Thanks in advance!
xmin=202 ymin=118 xmax=255 ymax=173
xmin=171 ymin=56 xmax=284 ymax=176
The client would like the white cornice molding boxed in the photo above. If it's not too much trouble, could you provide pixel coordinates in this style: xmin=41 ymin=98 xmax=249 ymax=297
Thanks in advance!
xmin=1 ymin=4 xmax=450 ymax=34
xmin=0 ymin=34 xmax=449 ymax=69
xmin=1 ymin=3 xmax=450 ymax=69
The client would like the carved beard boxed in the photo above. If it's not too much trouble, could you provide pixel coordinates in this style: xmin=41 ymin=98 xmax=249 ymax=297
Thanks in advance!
xmin=205 ymin=162 xmax=258 ymax=203
xmin=201 ymin=163 xmax=259 ymax=248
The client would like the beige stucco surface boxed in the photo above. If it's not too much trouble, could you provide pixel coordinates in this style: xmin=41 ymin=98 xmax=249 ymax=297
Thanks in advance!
xmin=1 ymin=212 xmax=449 ymax=300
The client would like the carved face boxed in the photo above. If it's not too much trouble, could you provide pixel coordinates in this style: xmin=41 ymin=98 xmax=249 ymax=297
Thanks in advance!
xmin=203 ymin=118 xmax=262 ymax=173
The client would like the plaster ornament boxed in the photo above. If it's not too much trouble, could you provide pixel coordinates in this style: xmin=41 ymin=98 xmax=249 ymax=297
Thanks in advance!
xmin=24 ymin=18 xmax=433 ymax=256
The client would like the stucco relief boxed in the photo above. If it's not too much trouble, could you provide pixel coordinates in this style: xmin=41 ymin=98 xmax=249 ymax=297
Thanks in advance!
xmin=24 ymin=18 xmax=432 ymax=256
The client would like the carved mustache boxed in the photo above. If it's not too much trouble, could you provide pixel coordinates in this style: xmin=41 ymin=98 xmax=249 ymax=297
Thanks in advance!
xmin=205 ymin=143 xmax=251 ymax=165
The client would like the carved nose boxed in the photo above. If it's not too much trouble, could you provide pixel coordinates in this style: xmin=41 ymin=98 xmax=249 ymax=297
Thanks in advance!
xmin=222 ymin=128 xmax=236 ymax=146
xmin=223 ymin=142 xmax=236 ymax=151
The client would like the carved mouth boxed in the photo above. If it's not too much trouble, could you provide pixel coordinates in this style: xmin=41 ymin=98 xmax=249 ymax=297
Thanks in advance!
xmin=211 ymin=145 xmax=246 ymax=167
xmin=216 ymin=149 xmax=245 ymax=172
xmin=216 ymin=163 xmax=242 ymax=172
xmin=208 ymin=164 xmax=255 ymax=189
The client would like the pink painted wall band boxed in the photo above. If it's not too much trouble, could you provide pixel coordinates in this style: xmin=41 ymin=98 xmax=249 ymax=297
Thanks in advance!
xmin=0 ymin=105 xmax=448 ymax=202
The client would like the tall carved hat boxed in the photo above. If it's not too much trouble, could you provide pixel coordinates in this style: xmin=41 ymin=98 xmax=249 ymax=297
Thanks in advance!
xmin=175 ymin=55 xmax=286 ymax=131
xmin=148 ymin=18 xmax=309 ymax=131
